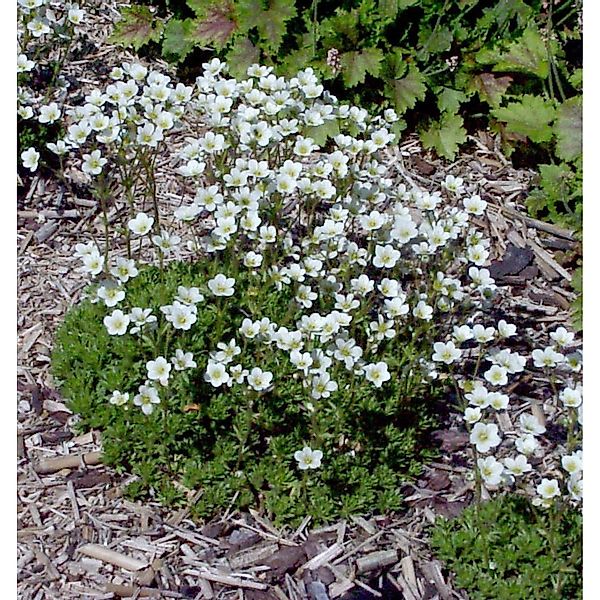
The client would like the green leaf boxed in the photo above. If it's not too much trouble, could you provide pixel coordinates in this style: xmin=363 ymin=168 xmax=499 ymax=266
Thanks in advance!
xmin=555 ymin=97 xmax=582 ymax=162
xmin=225 ymin=36 xmax=260 ymax=79
xmin=304 ymin=119 xmax=340 ymax=146
xmin=484 ymin=27 xmax=549 ymax=78
xmin=259 ymin=0 xmax=297 ymax=52
xmin=420 ymin=113 xmax=467 ymax=159
xmin=437 ymin=87 xmax=468 ymax=114
xmin=162 ymin=19 xmax=195 ymax=61
xmin=569 ymin=69 xmax=583 ymax=91
xmin=339 ymin=48 xmax=384 ymax=88
xmin=418 ymin=26 xmax=453 ymax=57
xmin=492 ymin=95 xmax=556 ymax=143
xmin=386 ymin=65 xmax=427 ymax=114
xmin=468 ymin=72 xmax=513 ymax=107
xmin=109 ymin=6 xmax=163 ymax=51
xmin=189 ymin=1 xmax=237 ymax=48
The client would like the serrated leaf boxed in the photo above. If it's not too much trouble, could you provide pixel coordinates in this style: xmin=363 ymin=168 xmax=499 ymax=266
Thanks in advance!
xmin=236 ymin=0 xmax=263 ymax=33
xmin=162 ymin=19 xmax=195 ymax=60
xmin=437 ymin=88 xmax=467 ymax=113
xmin=492 ymin=95 xmax=556 ymax=143
xmin=387 ymin=65 xmax=427 ymax=114
xmin=339 ymin=48 xmax=383 ymax=88
xmin=109 ymin=6 xmax=163 ymax=51
xmin=469 ymin=72 xmax=513 ymax=107
xmin=555 ymin=97 xmax=582 ymax=161
xmin=259 ymin=0 xmax=297 ymax=52
xmin=279 ymin=45 xmax=315 ymax=77
xmin=190 ymin=1 xmax=237 ymax=48
xmin=418 ymin=26 xmax=453 ymax=57
xmin=225 ymin=36 xmax=260 ymax=79
xmin=304 ymin=120 xmax=340 ymax=146
xmin=490 ymin=28 xmax=549 ymax=78
xmin=420 ymin=113 xmax=467 ymax=159
xmin=569 ymin=69 xmax=582 ymax=91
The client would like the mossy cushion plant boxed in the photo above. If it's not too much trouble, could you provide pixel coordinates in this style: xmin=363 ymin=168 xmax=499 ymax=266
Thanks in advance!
xmin=49 ymin=60 xmax=501 ymax=526
xmin=53 ymin=260 xmax=439 ymax=524
xmin=430 ymin=494 xmax=582 ymax=600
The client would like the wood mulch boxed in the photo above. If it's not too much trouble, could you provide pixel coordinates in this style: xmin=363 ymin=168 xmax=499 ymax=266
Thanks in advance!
xmin=17 ymin=2 xmax=580 ymax=598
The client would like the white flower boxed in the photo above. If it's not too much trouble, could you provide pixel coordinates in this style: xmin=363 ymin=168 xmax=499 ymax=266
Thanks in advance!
xmin=478 ymin=456 xmax=504 ymax=486
xmin=134 ymin=385 xmax=161 ymax=415
xmin=549 ymin=326 xmax=575 ymax=348
xmin=363 ymin=362 xmax=391 ymax=388
xmin=497 ymin=319 xmax=517 ymax=338
xmin=413 ymin=300 xmax=433 ymax=321
xmin=469 ymin=422 xmax=501 ymax=453
xmin=432 ymin=341 xmax=462 ymax=364
xmin=103 ymin=310 xmax=130 ymax=335
xmin=97 ymin=283 xmax=125 ymax=307
xmin=472 ymin=324 xmax=495 ymax=344
xmin=175 ymin=286 xmax=204 ymax=305
xmin=208 ymin=274 xmax=235 ymax=297
xmin=568 ymin=476 xmax=582 ymax=501
xmin=128 ymin=213 xmax=154 ymax=236
xmin=146 ymin=356 xmax=172 ymax=386
xmin=561 ymin=451 xmax=582 ymax=476
xmin=531 ymin=346 xmax=565 ymax=368
xmin=167 ymin=302 xmax=197 ymax=331
xmin=536 ymin=478 xmax=560 ymax=500
xmin=519 ymin=413 xmax=546 ymax=436
xmin=111 ymin=257 xmax=139 ymax=283
xmin=443 ymin=175 xmax=465 ymax=195
xmin=463 ymin=407 xmax=482 ymax=424
xmin=487 ymin=392 xmax=509 ymax=410
xmin=109 ymin=390 xmax=129 ymax=408
xmin=172 ymin=349 xmax=196 ymax=371
xmin=204 ymin=361 xmax=231 ymax=387
xmin=560 ymin=387 xmax=582 ymax=408
xmin=81 ymin=252 xmax=105 ymax=276
xmin=21 ymin=147 xmax=40 ymax=172
xmin=463 ymin=195 xmax=487 ymax=215
xmin=38 ymin=103 xmax=60 ymax=124
xmin=503 ymin=455 xmax=532 ymax=476
xmin=483 ymin=365 xmax=508 ymax=387
xmin=311 ymin=372 xmax=338 ymax=399
xmin=294 ymin=447 xmax=323 ymax=470
xmin=83 ymin=149 xmax=108 ymax=177
xmin=247 ymin=367 xmax=273 ymax=391
xmin=373 ymin=245 xmax=400 ymax=269
xmin=515 ymin=434 xmax=538 ymax=456
xmin=452 ymin=325 xmax=473 ymax=343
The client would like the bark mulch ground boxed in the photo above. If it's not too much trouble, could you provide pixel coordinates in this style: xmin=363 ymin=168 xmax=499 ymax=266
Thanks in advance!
xmin=17 ymin=2 xmax=581 ymax=598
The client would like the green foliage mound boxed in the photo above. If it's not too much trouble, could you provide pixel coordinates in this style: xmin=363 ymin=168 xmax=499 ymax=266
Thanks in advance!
xmin=52 ymin=261 xmax=439 ymax=525
xmin=431 ymin=494 xmax=582 ymax=600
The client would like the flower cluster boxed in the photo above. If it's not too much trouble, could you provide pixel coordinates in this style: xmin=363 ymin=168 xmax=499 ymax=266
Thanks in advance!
xmin=18 ymin=0 xmax=87 ymax=171
xmin=432 ymin=321 xmax=582 ymax=508
xmin=52 ymin=59 xmax=581 ymax=522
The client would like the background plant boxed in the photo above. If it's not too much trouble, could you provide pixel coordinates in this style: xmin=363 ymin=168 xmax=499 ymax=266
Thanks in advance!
xmin=110 ymin=0 xmax=582 ymax=230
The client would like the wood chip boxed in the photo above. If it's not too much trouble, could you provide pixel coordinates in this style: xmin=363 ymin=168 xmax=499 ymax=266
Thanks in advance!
xmin=78 ymin=544 xmax=149 ymax=571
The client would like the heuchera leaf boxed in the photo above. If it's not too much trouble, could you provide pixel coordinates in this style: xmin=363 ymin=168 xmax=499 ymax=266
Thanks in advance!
xmin=387 ymin=65 xmax=427 ymax=114
xmin=109 ymin=6 xmax=163 ymax=51
xmin=162 ymin=19 xmax=196 ymax=60
xmin=258 ymin=0 xmax=297 ymax=52
xmin=437 ymin=87 xmax=468 ymax=114
xmin=469 ymin=73 xmax=513 ymax=107
xmin=420 ymin=113 xmax=467 ymax=159
xmin=339 ymin=48 xmax=383 ymax=88
xmin=190 ymin=1 xmax=237 ymax=48
xmin=555 ymin=97 xmax=582 ymax=162
xmin=481 ymin=27 xmax=549 ymax=78
xmin=225 ymin=36 xmax=260 ymax=79
xmin=492 ymin=95 xmax=556 ymax=143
